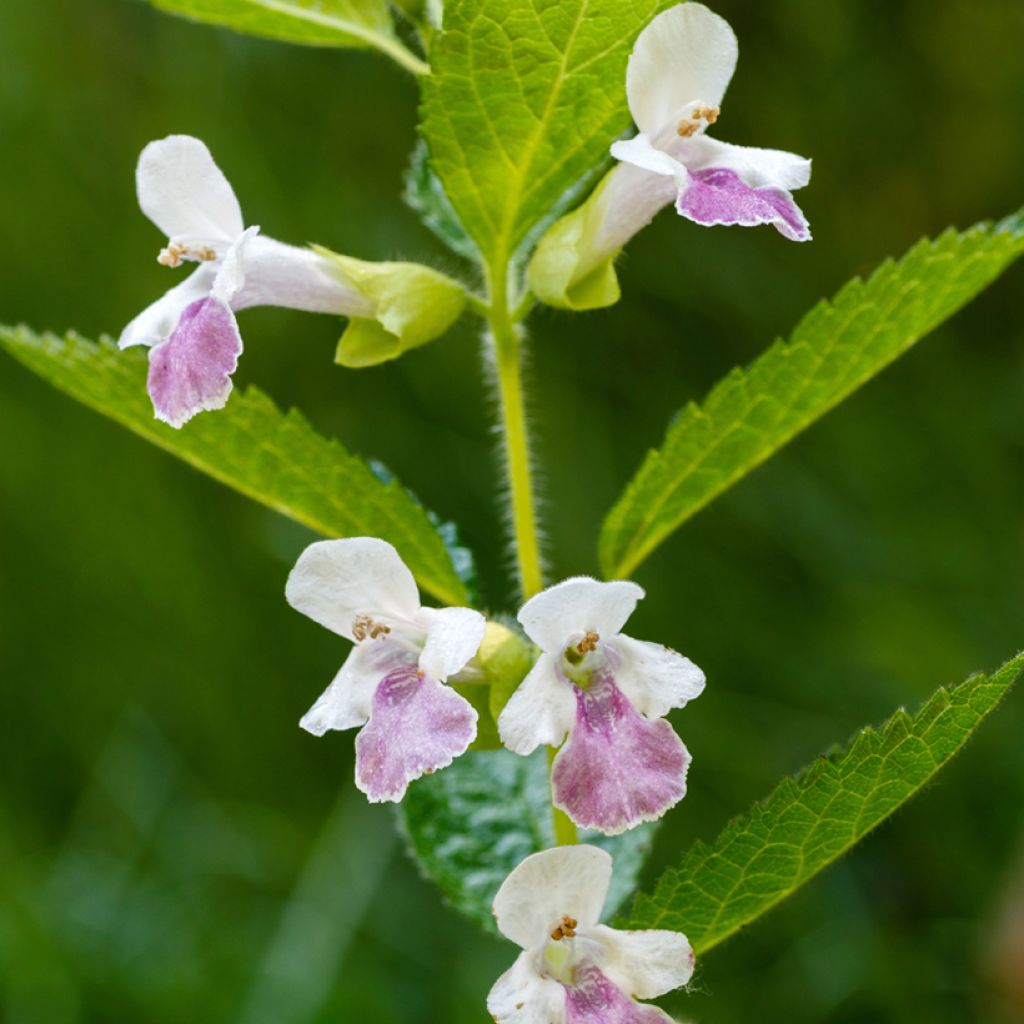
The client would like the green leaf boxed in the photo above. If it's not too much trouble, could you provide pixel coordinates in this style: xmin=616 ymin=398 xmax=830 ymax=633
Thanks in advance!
xmin=421 ymin=0 xmax=668 ymax=271
xmin=600 ymin=210 xmax=1024 ymax=579
xmin=0 ymin=327 xmax=470 ymax=606
xmin=401 ymin=748 xmax=658 ymax=934
xmin=619 ymin=652 xmax=1024 ymax=954
xmin=403 ymin=140 xmax=479 ymax=262
xmin=144 ymin=0 xmax=429 ymax=75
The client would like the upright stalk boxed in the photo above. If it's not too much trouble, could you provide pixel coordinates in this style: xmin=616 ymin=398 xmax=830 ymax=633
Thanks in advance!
xmin=486 ymin=259 xmax=577 ymax=845
xmin=485 ymin=265 xmax=545 ymax=601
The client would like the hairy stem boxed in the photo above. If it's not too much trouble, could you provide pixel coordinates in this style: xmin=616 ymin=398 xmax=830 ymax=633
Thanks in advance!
xmin=485 ymin=266 xmax=545 ymax=601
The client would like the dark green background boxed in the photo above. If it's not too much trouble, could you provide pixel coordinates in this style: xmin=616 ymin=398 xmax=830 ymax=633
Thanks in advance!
xmin=1 ymin=1 xmax=1023 ymax=1021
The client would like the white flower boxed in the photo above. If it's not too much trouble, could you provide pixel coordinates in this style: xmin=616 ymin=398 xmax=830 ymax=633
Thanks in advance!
xmin=286 ymin=537 xmax=486 ymax=802
xmin=488 ymin=846 xmax=694 ymax=1024
xmin=529 ymin=2 xmax=811 ymax=310
xmin=498 ymin=578 xmax=705 ymax=835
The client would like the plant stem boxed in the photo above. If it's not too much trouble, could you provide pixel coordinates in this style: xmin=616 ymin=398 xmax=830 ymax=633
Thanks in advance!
xmin=547 ymin=747 xmax=579 ymax=845
xmin=485 ymin=266 xmax=545 ymax=601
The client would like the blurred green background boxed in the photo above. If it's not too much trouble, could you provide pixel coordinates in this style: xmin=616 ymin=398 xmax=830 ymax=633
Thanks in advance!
xmin=1 ymin=1 xmax=1023 ymax=1021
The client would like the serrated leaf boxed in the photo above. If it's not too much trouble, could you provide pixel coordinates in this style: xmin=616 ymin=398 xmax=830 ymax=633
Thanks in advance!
xmin=145 ymin=0 xmax=429 ymax=74
xmin=421 ymin=0 xmax=668 ymax=271
xmin=0 ymin=327 xmax=469 ymax=606
xmin=619 ymin=652 xmax=1024 ymax=953
xmin=400 ymin=748 xmax=657 ymax=934
xmin=404 ymin=140 xmax=479 ymax=262
xmin=600 ymin=210 xmax=1024 ymax=579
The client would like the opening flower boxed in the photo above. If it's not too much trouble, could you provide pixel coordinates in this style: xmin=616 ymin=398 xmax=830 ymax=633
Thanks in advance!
xmin=119 ymin=135 xmax=375 ymax=429
xmin=286 ymin=537 xmax=486 ymax=803
xmin=529 ymin=2 xmax=811 ymax=310
xmin=488 ymin=846 xmax=694 ymax=1024
xmin=498 ymin=577 xmax=705 ymax=835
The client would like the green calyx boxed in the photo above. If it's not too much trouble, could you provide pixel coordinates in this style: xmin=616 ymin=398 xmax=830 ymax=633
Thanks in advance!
xmin=315 ymin=247 xmax=468 ymax=367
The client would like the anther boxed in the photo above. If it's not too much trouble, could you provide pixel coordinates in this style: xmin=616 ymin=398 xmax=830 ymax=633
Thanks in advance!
xmin=551 ymin=914 xmax=578 ymax=940
xmin=576 ymin=631 xmax=599 ymax=656
xmin=157 ymin=242 xmax=217 ymax=267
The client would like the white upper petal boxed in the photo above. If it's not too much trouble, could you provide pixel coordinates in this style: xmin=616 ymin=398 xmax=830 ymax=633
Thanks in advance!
xmin=626 ymin=3 xmax=738 ymax=138
xmin=299 ymin=644 xmax=382 ymax=735
xmin=685 ymin=135 xmax=812 ymax=190
xmin=610 ymin=134 xmax=688 ymax=185
xmin=497 ymin=653 xmax=575 ymax=755
xmin=591 ymin=924 xmax=695 ymax=998
xmin=517 ymin=577 xmax=645 ymax=653
xmin=417 ymin=606 xmax=487 ymax=680
xmin=231 ymin=235 xmax=374 ymax=316
xmin=487 ymin=950 xmax=566 ymax=1024
xmin=118 ymin=265 xmax=215 ymax=349
xmin=137 ymin=135 xmax=244 ymax=246
xmin=493 ymin=846 xmax=612 ymax=950
xmin=285 ymin=538 xmax=421 ymax=641
xmin=611 ymin=634 xmax=706 ymax=719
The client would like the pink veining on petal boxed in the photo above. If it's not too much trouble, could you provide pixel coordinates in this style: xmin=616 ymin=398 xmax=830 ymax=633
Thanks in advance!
xmin=355 ymin=665 xmax=477 ymax=803
xmin=553 ymin=673 xmax=689 ymax=835
xmin=564 ymin=965 xmax=673 ymax=1024
xmin=677 ymin=166 xmax=811 ymax=241
xmin=146 ymin=296 xmax=242 ymax=428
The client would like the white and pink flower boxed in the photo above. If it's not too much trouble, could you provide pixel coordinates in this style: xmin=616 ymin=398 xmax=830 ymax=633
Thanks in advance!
xmin=120 ymin=135 xmax=373 ymax=428
xmin=611 ymin=2 xmax=812 ymax=242
xmin=488 ymin=846 xmax=695 ymax=1024
xmin=499 ymin=578 xmax=705 ymax=836
xmin=286 ymin=537 xmax=486 ymax=803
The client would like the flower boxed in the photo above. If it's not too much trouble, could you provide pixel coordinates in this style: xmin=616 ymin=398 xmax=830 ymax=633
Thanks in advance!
xmin=285 ymin=537 xmax=486 ymax=802
xmin=498 ymin=578 xmax=705 ymax=835
xmin=488 ymin=846 xmax=694 ymax=1024
xmin=121 ymin=135 xmax=466 ymax=428
xmin=528 ymin=2 xmax=812 ymax=311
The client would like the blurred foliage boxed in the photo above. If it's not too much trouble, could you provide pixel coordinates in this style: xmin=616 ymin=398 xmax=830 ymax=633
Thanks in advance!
xmin=0 ymin=1 xmax=1022 ymax=1023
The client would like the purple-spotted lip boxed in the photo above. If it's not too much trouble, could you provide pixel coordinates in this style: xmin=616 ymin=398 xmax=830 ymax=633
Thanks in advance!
xmin=678 ymin=165 xmax=811 ymax=241
xmin=552 ymin=672 xmax=690 ymax=835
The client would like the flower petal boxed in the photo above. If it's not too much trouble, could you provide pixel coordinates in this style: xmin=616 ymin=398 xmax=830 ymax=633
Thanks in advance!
xmin=626 ymin=3 xmax=738 ymax=138
xmin=285 ymin=538 xmax=421 ymax=641
xmin=564 ymin=964 xmax=675 ymax=1024
xmin=146 ymin=296 xmax=242 ymax=429
xmin=677 ymin=166 xmax=811 ymax=241
xmin=518 ymin=578 xmax=645 ymax=654
xmin=497 ymin=654 xmax=576 ymax=755
xmin=232 ymin=236 xmax=374 ymax=316
xmin=137 ymin=135 xmax=244 ymax=246
xmin=299 ymin=643 xmax=385 ymax=736
xmin=553 ymin=675 xmax=689 ymax=835
xmin=610 ymin=635 xmax=705 ymax=720
xmin=591 ymin=925 xmax=695 ymax=999
xmin=686 ymin=135 xmax=812 ymax=191
xmin=488 ymin=950 xmax=567 ymax=1024
xmin=493 ymin=846 xmax=613 ymax=949
xmin=119 ymin=266 xmax=216 ymax=350
xmin=609 ymin=135 xmax=686 ymax=184
xmin=354 ymin=665 xmax=477 ymax=802
xmin=417 ymin=606 xmax=487 ymax=680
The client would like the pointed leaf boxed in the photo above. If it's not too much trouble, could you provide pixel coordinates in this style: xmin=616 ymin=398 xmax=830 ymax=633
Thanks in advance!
xmin=600 ymin=210 xmax=1024 ymax=578
xmin=619 ymin=652 xmax=1024 ymax=954
xmin=0 ymin=327 xmax=469 ymax=606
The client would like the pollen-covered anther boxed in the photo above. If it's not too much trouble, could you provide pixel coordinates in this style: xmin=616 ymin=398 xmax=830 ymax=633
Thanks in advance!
xmin=550 ymin=914 xmax=578 ymax=940
xmin=576 ymin=631 xmax=600 ymax=656
xmin=157 ymin=242 xmax=217 ymax=268
xmin=678 ymin=104 xmax=721 ymax=137
xmin=352 ymin=614 xmax=391 ymax=642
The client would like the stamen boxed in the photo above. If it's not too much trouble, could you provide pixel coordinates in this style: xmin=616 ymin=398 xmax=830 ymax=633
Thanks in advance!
xmin=352 ymin=614 xmax=392 ymax=642
xmin=576 ymin=631 xmax=599 ymax=656
xmin=157 ymin=242 xmax=217 ymax=268
xmin=678 ymin=104 xmax=721 ymax=137
xmin=550 ymin=914 xmax=578 ymax=940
